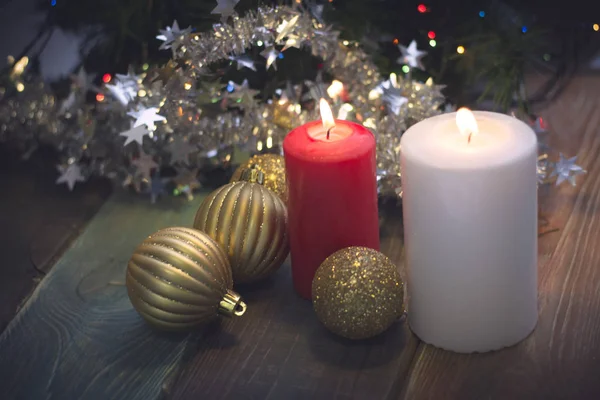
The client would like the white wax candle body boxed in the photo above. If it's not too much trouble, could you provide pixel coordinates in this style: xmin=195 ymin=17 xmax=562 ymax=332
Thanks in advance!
xmin=401 ymin=111 xmax=538 ymax=353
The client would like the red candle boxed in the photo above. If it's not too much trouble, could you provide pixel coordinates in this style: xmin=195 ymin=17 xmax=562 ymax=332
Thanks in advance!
xmin=283 ymin=100 xmax=380 ymax=299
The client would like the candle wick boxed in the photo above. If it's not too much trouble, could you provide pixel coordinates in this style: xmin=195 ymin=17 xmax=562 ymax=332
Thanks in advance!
xmin=468 ymin=132 xmax=472 ymax=144
xmin=326 ymin=126 xmax=334 ymax=140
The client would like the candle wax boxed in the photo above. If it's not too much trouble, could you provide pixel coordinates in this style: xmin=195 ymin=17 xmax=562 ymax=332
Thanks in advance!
xmin=283 ymin=120 xmax=380 ymax=300
xmin=401 ymin=111 xmax=538 ymax=353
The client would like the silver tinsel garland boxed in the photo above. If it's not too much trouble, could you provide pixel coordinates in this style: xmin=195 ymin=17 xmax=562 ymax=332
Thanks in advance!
xmin=0 ymin=4 xmax=584 ymax=200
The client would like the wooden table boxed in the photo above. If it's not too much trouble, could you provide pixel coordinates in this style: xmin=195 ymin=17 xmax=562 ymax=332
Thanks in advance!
xmin=1 ymin=75 xmax=600 ymax=399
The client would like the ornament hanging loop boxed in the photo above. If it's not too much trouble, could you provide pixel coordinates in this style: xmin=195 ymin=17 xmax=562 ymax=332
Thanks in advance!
xmin=240 ymin=165 xmax=265 ymax=185
xmin=218 ymin=289 xmax=248 ymax=317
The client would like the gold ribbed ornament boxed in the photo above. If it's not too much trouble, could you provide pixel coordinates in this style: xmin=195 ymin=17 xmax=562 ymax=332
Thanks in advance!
xmin=126 ymin=227 xmax=246 ymax=331
xmin=194 ymin=168 xmax=289 ymax=284
xmin=230 ymin=154 xmax=287 ymax=203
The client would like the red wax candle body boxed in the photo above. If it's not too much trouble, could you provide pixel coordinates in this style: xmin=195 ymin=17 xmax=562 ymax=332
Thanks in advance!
xmin=283 ymin=119 xmax=380 ymax=299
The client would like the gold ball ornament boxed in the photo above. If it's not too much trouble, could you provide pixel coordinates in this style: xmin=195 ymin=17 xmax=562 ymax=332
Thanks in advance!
xmin=195 ymin=168 xmax=289 ymax=284
xmin=312 ymin=247 xmax=404 ymax=340
xmin=230 ymin=154 xmax=287 ymax=203
xmin=126 ymin=227 xmax=247 ymax=331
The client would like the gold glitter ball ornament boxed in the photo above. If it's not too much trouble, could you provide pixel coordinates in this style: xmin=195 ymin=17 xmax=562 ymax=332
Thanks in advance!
xmin=195 ymin=168 xmax=289 ymax=284
xmin=126 ymin=227 xmax=247 ymax=332
xmin=312 ymin=247 xmax=404 ymax=340
xmin=230 ymin=154 xmax=287 ymax=203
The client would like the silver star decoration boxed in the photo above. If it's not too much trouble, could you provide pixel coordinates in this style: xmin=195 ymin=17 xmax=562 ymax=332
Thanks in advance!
xmin=150 ymin=172 xmax=167 ymax=204
xmin=282 ymin=35 xmax=302 ymax=51
xmin=106 ymin=80 xmax=137 ymax=106
xmin=550 ymin=153 xmax=586 ymax=186
xmin=276 ymin=15 xmax=300 ymax=42
xmin=127 ymin=106 xmax=166 ymax=130
xmin=173 ymin=167 xmax=201 ymax=201
xmin=120 ymin=123 xmax=150 ymax=146
xmin=397 ymin=40 xmax=427 ymax=70
xmin=229 ymin=55 xmax=257 ymax=71
xmin=169 ymin=136 xmax=195 ymax=165
xmin=211 ymin=0 xmax=240 ymax=22
xmin=115 ymin=68 xmax=142 ymax=88
xmin=58 ymin=91 xmax=76 ymax=115
xmin=304 ymin=71 xmax=328 ymax=102
xmin=72 ymin=67 xmax=97 ymax=93
xmin=157 ymin=20 xmax=192 ymax=50
xmin=260 ymin=46 xmax=280 ymax=71
xmin=381 ymin=80 xmax=408 ymax=115
xmin=227 ymin=79 xmax=260 ymax=109
xmin=56 ymin=163 xmax=85 ymax=191
xmin=132 ymin=151 xmax=158 ymax=180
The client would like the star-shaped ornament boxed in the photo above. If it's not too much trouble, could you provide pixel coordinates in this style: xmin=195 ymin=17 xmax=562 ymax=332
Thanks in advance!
xmin=56 ymin=163 xmax=86 ymax=191
xmin=260 ymin=46 xmax=281 ymax=71
xmin=72 ymin=67 xmax=97 ymax=93
xmin=150 ymin=172 xmax=167 ymax=204
xmin=169 ymin=136 xmax=195 ymax=165
xmin=276 ymin=15 xmax=300 ymax=42
xmin=106 ymin=80 xmax=137 ymax=106
xmin=211 ymin=0 xmax=240 ymax=22
xmin=304 ymin=71 xmax=328 ymax=102
xmin=550 ymin=153 xmax=586 ymax=186
xmin=227 ymin=79 xmax=260 ymax=109
xmin=173 ymin=167 xmax=201 ymax=201
xmin=282 ymin=35 xmax=302 ymax=51
xmin=381 ymin=80 xmax=408 ymax=115
xmin=120 ymin=123 xmax=150 ymax=146
xmin=127 ymin=106 xmax=166 ymax=130
xmin=229 ymin=55 xmax=257 ymax=71
xmin=132 ymin=151 xmax=159 ymax=180
xmin=398 ymin=40 xmax=427 ymax=70
xmin=157 ymin=20 xmax=192 ymax=50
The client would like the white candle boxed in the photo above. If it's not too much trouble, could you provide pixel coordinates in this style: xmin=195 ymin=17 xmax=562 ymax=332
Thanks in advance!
xmin=400 ymin=109 xmax=538 ymax=353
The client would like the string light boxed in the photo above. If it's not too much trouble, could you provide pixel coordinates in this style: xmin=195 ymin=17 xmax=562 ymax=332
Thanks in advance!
xmin=427 ymin=31 xmax=436 ymax=39
xmin=16 ymin=83 xmax=25 ymax=92
xmin=50 ymin=0 xmax=56 ymax=6
xmin=429 ymin=39 xmax=436 ymax=47
xmin=594 ymin=24 xmax=599 ymax=32
xmin=401 ymin=65 xmax=410 ymax=73
xmin=479 ymin=11 xmax=485 ymax=18
xmin=521 ymin=26 xmax=528 ymax=33
xmin=96 ymin=93 xmax=105 ymax=102
xmin=257 ymin=40 xmax=263 ymax=46
xmin=456 ymin=45 xmax=465 ymax=54
xmin=102 ymin=73 xmax=112 ymax=83
xmin=142 ymin=63 xmax=149 ymax=71
xmin=184 ymin=82 xmax=192 ymax=90
xmin=543 ymin=53 xmax=551 ymax=61
xmin=393 ymin=38 xmax=399 ymax=45
xmin=417 ymin=4 xmax=427 ymax=13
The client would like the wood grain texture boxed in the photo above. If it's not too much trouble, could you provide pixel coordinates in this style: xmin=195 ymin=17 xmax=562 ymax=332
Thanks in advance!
xmin=0 ymin=145 xmax=111 ymax=332
xmin=168 ymin=201 xmax=415 ymax=400
xmin=0 ymin=193 xmax=205 ymax=400
xmin=400 ymin=75 xmax=600 ymax=400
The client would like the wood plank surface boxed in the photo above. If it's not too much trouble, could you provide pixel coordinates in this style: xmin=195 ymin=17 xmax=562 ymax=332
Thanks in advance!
xmin=0 ymin=190 xmax=415 ymax=399
xmin=0 ymin=194 xmax=204 ymax=400
xmin=0 ymin=145 xmax=111 ymax=333
xmin=400 ymin=75 xmax=600 ymax=399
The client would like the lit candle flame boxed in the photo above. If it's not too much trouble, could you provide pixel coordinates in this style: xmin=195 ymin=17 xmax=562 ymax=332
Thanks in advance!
xmin=326 ymin=80 xmax=344 ymax=99
xmin=320 ymin=98 xmax=336 ymax=137
xmin=456 ymin=107 xmax=478 ymax=143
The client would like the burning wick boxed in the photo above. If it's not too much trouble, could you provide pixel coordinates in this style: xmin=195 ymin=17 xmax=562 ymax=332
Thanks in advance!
xmin=456 ymin=107 xmax=479 ymax=145
xmin=319 ymin=98 xmax=336 ymax=140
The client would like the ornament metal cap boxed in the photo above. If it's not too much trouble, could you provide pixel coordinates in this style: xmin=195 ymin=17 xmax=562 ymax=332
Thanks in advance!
xmin=218 ymin=289 xmax=247 ymax=317
xmin=239 ymin=165 xmax=264 ymax=184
